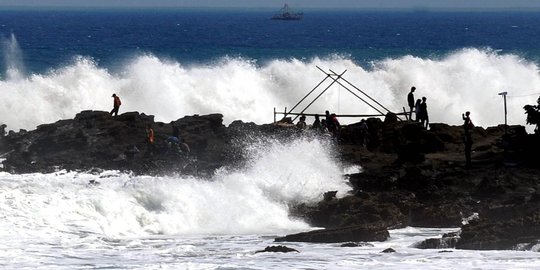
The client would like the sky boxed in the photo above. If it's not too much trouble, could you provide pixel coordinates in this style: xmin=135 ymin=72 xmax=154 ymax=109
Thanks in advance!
xmin=1 ymin=0 xmax=540 ymax=10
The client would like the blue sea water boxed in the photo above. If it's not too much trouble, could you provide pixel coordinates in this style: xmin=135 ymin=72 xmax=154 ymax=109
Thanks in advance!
xmin=2 ymin=8 xmax=540 ymax=132
xmin=2 ymin=9 xmax=540 ymax=74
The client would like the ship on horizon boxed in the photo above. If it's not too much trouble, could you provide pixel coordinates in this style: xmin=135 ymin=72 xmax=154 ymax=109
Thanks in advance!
xmin=271 ymin=4 xmax=303 ymax=21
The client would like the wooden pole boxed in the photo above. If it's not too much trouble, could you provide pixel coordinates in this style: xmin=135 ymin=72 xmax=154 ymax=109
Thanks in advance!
xmin=283 ymin=74 xmax=331 ymax=119
xmin=504 ymin=93 xmax=508 ymax=134
xmin=328 ymin=68 xmax=394 ymax=114
xmin=498 ymin=91 xmax=508 ymax=135
xmin=403 ymin=107 xmax=409 ymax=121
xmin=317 ymin=67 xmax=386 ymax=116
xmin=274 ymin=112 xmax=387 ymax=118
xmin=292 ymin=69 xmax=347 ymax=122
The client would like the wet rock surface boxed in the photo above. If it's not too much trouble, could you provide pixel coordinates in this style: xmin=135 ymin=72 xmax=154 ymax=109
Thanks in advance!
xmin=0 ymin=111 xmax=234 ymax=176
xmin=274 ymin=224 xmax=390 ymax=243
xmin=255 ymin=245 xmax=299 ymax=253
xmin=1 ymin=112 xmax=540 ymax=249
xmin=285 ymin=120 xmax=540 ymax=248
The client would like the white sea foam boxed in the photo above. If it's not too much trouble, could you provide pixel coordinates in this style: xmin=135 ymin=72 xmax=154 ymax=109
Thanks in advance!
xmin=1 ymin=48 xmax=539 ymax=132
xmin=0 ymin=137 xmax=349 ymax=238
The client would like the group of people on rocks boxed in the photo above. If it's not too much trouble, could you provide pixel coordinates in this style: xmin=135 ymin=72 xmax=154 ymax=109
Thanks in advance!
xmin=407 ymin=86 xmax=429 ymax=129
xmin=108 ymin=93 xmax=189 ymax=157
xmin=111 ymin=84 xmax=473 ymax=166
xmin=289 ymin=85 xmax=475 ymax=167
xmin=407 ymin=86 xmax=474 ymax=166
xmin=295 ymin=110 xmax=342 ymax=138
xmin=294 ymin=112 xmax=369 ymax=147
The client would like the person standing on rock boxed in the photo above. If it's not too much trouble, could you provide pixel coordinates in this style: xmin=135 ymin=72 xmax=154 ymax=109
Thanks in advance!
xmin=418 ymin=97 xmax=429 ymax=129
xmin=146 ymin=124 xmax=155 ymax=156
xmin=325 ymin=110 xmax=335 ymax=134
xmin=359 ymin=119 xmax=369 ymax=148
xmin=407 ymin=86 xmax=416 ymax=120
xmin=110 ymin=93 xmax=122 ymax=116
xmin=462 ymin=111 xmax=474 ymax=167
xmin=311 ymin=114 xmax=321 ymax=130
xmin=330 ymin=113 xmax=341 ymax=138
xmin=414 ymin=99 xmax=422 ymax=122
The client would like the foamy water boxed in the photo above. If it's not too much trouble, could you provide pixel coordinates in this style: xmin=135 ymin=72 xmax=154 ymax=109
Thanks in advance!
xmin=2 ymin=33 xmax=540 ymax=268
xmin=0 ymin=124 xmax=538 ymax=269
xmin=1 ymin=45 xmax=539 ymax=131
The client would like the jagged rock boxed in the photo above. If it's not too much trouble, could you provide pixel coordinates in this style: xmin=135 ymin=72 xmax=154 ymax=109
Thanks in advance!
xmin=323 ymin=191 xmax=338 ymax=201
xmin=255 ymin=245 xmax=299 ymax=253
xmin=291 ymin=193 xmax=408 ymax=229
xmin=274 ymin=224 xmax=389 ymax=243
xmin=408 ymin=205 xmax=463 ymax=227
xmin=1 ymin=111 xmax=232 ymax=175
xmin=456 ymin=204 xmax=540 ymax=250
xmin=340 ymin=242 xmax=374 ymax=247
xmin=414 ymin=234 xmax=460 ymax=249
xmin=3 ymin=111 xmax=540 ymax=253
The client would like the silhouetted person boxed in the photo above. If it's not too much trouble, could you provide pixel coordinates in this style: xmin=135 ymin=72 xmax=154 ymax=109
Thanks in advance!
xmin=359 ymin=119 xmax=369 ymax=148
xmin=312 ymin=114 xmax=321 ymax=130
xmin=330 ymin=113 xmax=341 ymax=138
xmin=418 ymin=97 xmax=429 ymax=129
xmin=296 ymin=115 xmax=307 ymax=130
xmin=110 ymin=93 xmax=121 ymax=116
xmin=320 ymin=119 xmax=328 ymax=133
xmin=325 ymin=110 xmax=337 ymax=134
xmin=414 ymin=99 xmax=422 ymax=122
xmin=0 ymin=124 xmax=6 ymax=138
xmin=407 ymin=86 xmax=416 ymax=120
xmin=462 ymin=111 xmax=474 ymax=167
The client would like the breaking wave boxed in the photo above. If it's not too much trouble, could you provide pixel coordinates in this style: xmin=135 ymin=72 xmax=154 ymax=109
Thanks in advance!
xmin=0 ymin=136 xmax=352 ymax=237
xmin=1 ymin=47 xmax=540 ymax=131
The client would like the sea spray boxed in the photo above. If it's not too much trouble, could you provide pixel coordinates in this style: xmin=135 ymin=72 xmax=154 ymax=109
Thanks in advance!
xmin=1 ymin=49 xmax=539 ymax=131
xmin=0 ymin=136 xmax=350 ymax=238
xmin=1 ymin=33 xmax=24 ymax=80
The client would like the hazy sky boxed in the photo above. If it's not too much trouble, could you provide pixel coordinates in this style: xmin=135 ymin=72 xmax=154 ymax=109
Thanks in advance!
xmin=2 ymin=0 xmax=540 ymax=9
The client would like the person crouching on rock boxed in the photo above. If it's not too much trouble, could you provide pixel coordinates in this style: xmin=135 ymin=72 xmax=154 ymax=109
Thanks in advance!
xmin=146 ymin=124 xmax=155 ymax=156
xmin=296 ymin=115 xmax=307 ymax=130
xmin=110 ymin=93 xmax=122 ymax=116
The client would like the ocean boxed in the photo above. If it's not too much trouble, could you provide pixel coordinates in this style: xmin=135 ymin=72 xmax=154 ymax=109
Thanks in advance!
xmin=1 ymin=8 xmax=540 ymax=269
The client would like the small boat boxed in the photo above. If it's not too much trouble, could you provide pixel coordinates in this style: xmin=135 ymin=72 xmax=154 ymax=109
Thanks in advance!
xmin=271 ymin=4 xmax=303 ymax=21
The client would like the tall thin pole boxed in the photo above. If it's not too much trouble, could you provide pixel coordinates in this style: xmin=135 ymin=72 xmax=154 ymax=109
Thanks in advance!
xmin=283 ymin=74 xmax=331 ymax=119
xmin=504 ymin=94 xmax=508 ymax=134
xmin=498 ymin=91 xmax=508 ymax=135
xmin=292 ymin=70 xmax=347 ymax=122
xmin=328 ymin=68 xmax=394 ymax=114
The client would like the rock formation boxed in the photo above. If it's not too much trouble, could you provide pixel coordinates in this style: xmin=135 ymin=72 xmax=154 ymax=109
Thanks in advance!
xmin=1 ymin=111 xmax=540 ymax=250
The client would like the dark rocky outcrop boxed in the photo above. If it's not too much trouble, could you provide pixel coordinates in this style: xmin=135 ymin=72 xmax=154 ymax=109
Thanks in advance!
xmin=456 ymin=205 xmax=540 ymax=250
xmin=414 ymin=232 xmax=460 ymax=249
xmin=2 ymin=111 xmax=540 ymax=250
xmin=287 ymin=120 xmax=540 ymax=248
xmin=274 ymin=224 xmax=389 ymax=243
xmin=255 ymin=245 xmax=299 ymax=253
xmin=340 ymin=242 xmax=374 ymax=247
xmin=1 ymin=111 xmax=233 ymax=176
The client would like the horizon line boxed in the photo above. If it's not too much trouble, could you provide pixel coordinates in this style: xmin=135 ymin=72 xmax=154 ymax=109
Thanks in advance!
xmin=2 ymin=5 xmax=540 ymax=12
